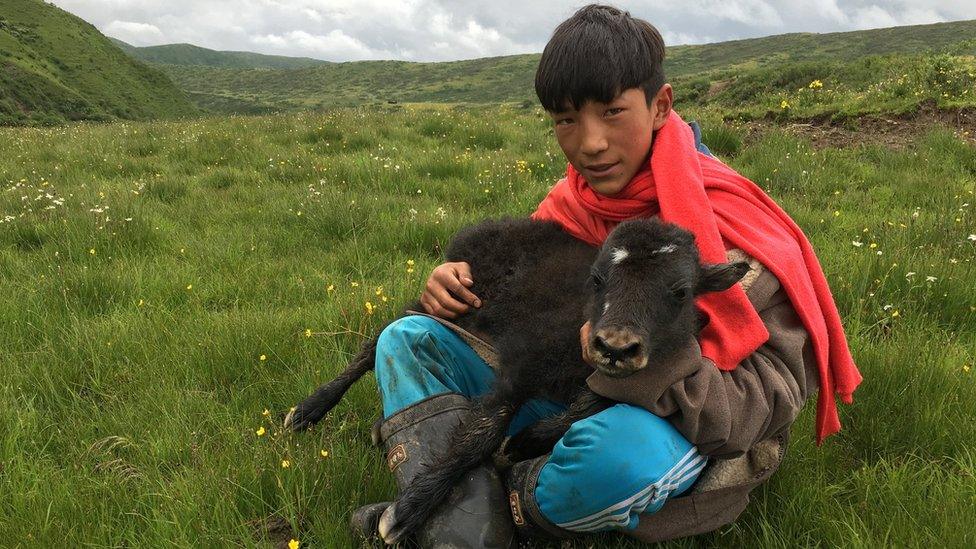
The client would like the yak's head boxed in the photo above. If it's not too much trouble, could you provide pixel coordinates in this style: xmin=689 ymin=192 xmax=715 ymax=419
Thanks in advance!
xmin=585 ymin=218 xmax=750 ymax=378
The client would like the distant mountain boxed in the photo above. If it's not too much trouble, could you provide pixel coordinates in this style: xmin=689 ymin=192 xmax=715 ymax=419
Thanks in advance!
xmin=0 ymin=0 xmax=196 ymax=125
xmin=665 ymin=19 xmax=976 ymax=77
xmin=110 ymin=39 xmax=331 ymax=70
xmin=145 ymin=18 xmax=976 ymax=114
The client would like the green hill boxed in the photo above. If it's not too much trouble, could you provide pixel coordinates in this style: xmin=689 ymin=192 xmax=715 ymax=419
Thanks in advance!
xmin=110 ymin=38 xmax=331 ymax=70
xmin=146 ymin=18 xmax=976 ymax=115
xmin=0 ymin=0 xmax=196 ymax=125
xmin=665 ymin=19 xmax=976 ymax=77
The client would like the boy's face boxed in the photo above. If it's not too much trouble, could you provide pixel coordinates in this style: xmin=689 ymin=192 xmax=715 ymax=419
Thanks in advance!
xmin=549 ymin=85 xmax=672 ymax=196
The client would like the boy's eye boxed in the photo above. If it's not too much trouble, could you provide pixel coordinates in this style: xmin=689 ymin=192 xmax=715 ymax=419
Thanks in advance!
xmin=555 ymin=117 xmax=574 ymax=126
xmin=605 ymin=108 xmax=624 ymax=117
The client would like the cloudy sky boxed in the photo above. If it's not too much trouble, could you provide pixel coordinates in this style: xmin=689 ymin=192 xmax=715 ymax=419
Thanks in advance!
xmin=49 ymin=0 xmax=976 ymax=62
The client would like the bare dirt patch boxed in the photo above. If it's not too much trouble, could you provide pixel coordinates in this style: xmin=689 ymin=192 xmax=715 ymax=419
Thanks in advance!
xmin=743 ymin=103 xmax=976 ymax=149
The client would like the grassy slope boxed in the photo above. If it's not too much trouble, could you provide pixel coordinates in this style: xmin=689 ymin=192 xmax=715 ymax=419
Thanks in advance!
xmin=160 ymin=55 xmax=539 ymax=114
xmin=149 ymin=19 xmax=976 ymax=114
xmin=110 ymin=38 xmax=332 ymax=70
xmin=665 ymin=20 xmax=976 ymax=77
xmin=0 ymin=103 xmax=974 ymax=547
xmin=0 ymin=0 xmax=196 ymax=125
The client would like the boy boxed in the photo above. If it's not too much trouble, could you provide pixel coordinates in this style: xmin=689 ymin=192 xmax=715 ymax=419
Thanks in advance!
xmin=364 ymin=4 xmax=862 ymax=546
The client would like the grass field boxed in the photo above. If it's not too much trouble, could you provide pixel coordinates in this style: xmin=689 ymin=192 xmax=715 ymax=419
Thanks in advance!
xmin=1 ymin=104 xmax=974 ymax=547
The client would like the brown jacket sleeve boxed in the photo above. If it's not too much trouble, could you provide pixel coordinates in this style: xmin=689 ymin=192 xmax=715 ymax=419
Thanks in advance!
xmin=586 ymin=254 xmax=820 ymax=459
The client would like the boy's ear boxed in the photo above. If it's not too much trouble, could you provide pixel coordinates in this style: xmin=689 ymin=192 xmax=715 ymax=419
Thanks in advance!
xmin=651 ymin=84 xmax=673 ymax=131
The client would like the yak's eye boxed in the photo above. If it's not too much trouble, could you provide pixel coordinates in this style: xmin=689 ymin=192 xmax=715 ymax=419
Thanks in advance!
xmin=670 ymin=283 xmax=692 ymax=303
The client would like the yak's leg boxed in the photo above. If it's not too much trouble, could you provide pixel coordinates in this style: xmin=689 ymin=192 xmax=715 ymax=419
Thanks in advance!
xmin=501 ymin=389 xmax=612 ymax=465
xmin=378 ymin=389 xmax=522 ymax=545
xmin=284 ymin=337 xmax=378 ymax=431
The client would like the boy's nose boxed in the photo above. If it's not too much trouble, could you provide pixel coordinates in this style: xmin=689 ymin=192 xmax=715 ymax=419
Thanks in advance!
xmin=578 ymin=121 xmax=609 ymax=155
xmin=580 ymin=132 xmax=609 ymax=155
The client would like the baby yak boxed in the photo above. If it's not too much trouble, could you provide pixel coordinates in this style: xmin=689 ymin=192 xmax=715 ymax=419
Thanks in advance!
xmin=285 ymin=217 xmax=748 ymax=543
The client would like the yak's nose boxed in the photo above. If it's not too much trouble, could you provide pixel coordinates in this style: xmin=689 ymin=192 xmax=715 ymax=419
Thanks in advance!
xmin=592 ymin=328 xmax=643 ymax=365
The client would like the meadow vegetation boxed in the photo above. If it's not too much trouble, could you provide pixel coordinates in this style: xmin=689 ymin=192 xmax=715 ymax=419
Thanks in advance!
xmin=1 ymin=101 xmax=974 ymax=547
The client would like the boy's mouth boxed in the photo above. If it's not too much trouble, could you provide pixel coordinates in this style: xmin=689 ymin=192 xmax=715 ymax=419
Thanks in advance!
xmin=584 ymin=162 xmax=619 ymax=178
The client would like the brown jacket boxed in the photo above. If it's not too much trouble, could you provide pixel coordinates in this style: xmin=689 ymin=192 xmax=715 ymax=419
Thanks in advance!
xmin=586 ymin=249 xmax=819 ymax=542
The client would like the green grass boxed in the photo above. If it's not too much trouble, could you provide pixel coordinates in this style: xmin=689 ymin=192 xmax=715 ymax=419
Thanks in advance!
xmin=0 ymin=104 xmax=973 ymax=547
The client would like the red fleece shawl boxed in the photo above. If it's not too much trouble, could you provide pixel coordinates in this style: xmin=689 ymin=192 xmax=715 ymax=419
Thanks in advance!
xmin=532 ymin=110 xmax=862 ymax=444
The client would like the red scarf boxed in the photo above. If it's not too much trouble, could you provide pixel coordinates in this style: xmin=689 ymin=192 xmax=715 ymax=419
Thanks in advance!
xmin=532 ymin=110 xmax=862 ymax=444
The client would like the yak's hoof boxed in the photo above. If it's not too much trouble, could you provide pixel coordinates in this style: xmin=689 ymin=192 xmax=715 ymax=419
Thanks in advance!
xmin=282 ymin=408 xmax=297 ymax=429
xmin=377 ymin=503 xmax=408 ymax=546
xmin=350 ymin=501 xmax=391 ymax=540
xmin=283 ymin=406 xmax=317 ymax=432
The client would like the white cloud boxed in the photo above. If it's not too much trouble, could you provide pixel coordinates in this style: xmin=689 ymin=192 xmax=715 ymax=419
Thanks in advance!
xmin=252 ymin=29 xmax=391 ymax=60
xmin=102 ymin=20 xmax=166 ymax=45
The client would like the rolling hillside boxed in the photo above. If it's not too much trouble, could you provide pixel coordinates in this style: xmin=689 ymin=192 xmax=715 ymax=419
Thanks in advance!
xmin=110 ymin=39 xmax=331 ymax=70
xmin=0 ymin=0 xmax=196 ymax=125
xmin=142 ymin=18 xmax=976 ymax=114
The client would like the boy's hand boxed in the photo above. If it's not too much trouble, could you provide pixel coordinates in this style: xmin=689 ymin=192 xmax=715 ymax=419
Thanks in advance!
xmin=580 ymin=321 xmax=595 ymax=366
xmin=420 ymin=261 xmax=481 ymax=319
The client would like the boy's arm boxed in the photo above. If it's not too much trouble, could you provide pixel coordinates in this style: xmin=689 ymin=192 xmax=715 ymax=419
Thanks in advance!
xmin=586 ymin=262 xmax=819 ymax=459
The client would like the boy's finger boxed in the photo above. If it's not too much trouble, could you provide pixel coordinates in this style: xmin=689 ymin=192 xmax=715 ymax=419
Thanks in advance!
xmin=430 ymin=286 xmax=469 ymax=316
xmin=454 ymin=263 xmax=474 ymax=286
xmin=447 ymin=279 xmax=481 ymax=308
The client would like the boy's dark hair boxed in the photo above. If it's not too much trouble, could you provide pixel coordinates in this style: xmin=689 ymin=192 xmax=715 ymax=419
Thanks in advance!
xmin=535 ymin=4 xmax=666 ymax=112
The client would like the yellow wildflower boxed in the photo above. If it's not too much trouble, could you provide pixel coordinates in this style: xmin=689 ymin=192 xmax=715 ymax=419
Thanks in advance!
xmin=809 ymin=79 xmax=824 ymax=89
xmin=288 ymin=540 xmax=300 ymax=549
xmin=407 ymin=259 xmax=415 ymax=266
xmin=327 ymin=284 xmax=335 ymax=292
xmin=320 ymin=449 xmax=329 ymax=458
xmin=256 ymin=426 xmax=266 ymax=436
xmin=186 ymin=284 xmax=193 ymax=290
xmin=262 ymin=408 xmax=271 ymax=416
xmin=351 ymin=282 xmax=359 ymax=287
xmin=89 ymin=248 xmax=96 ymax=255
xmin=365 ymin=301 xmax=375 ymax=315
xmin=138 ymin=299 xmax=144 ymax=306
xmin=281 ymin=460 xmax=290 ymax=468
xmin=304 ymin=328 xmax=312 ymax=338
xmin=780 ymin=100 xmax=790 ymax=109
xmin=260 ymin=354 xmax=267 ymax=361
xmin=891 ymin=310 xmax=900 ymax=318
xmin=375 ymin=286 xmax=383 ymax=296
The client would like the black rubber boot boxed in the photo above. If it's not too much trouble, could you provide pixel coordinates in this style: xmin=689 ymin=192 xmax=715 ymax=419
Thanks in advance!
xmin=374 ymin=393 xmax=515 ymax=548
xmin=504 ymin=454 xmax=576 ymax=542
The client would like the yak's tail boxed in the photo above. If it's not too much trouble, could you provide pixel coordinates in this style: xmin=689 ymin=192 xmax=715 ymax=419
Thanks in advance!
xmin=284 ymin=337 xmax=378 ymax=431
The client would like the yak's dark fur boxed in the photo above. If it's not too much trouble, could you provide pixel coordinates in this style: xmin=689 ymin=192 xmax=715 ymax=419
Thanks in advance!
xmin=285 ymin=216 xmax=748 ymax=542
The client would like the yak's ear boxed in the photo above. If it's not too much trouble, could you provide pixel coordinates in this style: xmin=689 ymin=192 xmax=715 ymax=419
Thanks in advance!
xmin=696 ymin=261 xmax=750 ymax=295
